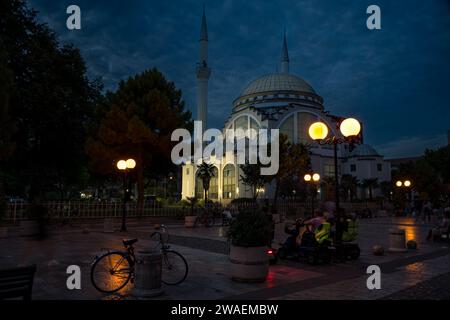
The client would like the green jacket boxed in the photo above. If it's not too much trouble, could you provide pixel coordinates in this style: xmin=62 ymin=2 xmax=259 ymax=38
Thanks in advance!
xmin=342 ymin=219 xmax=358 ymax=242
xmin=315 ymin=222 xmax=331 ymax=244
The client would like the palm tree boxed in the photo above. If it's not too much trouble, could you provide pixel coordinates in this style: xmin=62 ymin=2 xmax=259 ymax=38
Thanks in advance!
xmin=340 ymin=175 xmax=359 ymax=202
xmin=361 ymin=178 xmax=379 ymax=201
xmin=196 ymin=162 xmax=216 ymax=203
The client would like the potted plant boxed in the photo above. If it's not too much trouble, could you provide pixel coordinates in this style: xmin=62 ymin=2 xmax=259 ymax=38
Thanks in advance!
xmin=184 ymin=197 xmax=198 ymax=228
xmin=227 ymin=210 xmax=272 ymax=282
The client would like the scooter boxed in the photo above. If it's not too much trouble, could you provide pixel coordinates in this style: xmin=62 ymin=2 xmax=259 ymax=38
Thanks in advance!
xmin=278 ymin=221 xmax=334 ymax=264
xmin=267 ymin=247 xmax=278 ymax=265
xmin=333 ymin=242 xmax=360 ymax=261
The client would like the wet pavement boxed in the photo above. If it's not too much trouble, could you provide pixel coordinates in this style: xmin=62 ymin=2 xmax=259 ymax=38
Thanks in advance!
xmin=0 ymin=217 xmax=449 ymax=300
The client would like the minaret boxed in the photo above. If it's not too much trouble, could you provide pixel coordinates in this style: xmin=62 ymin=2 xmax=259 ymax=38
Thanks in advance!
xmin=280 ymin=30 xmax=289 ymax=74
xmin=196 ymin=6 xmax=211 ymax=132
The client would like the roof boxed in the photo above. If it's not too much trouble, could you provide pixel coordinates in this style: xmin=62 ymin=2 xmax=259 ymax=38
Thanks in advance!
xmin=350 ymin=144 xmax=380 ymax=157
xmin=240 ymin=73 xmax=316 ymax=97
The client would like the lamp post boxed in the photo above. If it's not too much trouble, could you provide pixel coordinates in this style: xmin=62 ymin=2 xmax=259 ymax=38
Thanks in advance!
xmin=117 ymin=158 xmax=136 ymax=232
xmin=308 ymin=118 xmax=362 ymax=212
xmin=395 ymin=180 xmax=412 ymax=215
xmin=304 ymin=173 xmax=320 ymax=216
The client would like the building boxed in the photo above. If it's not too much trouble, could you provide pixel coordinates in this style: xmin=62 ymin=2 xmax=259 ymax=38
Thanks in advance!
xmin=181 ymin=9 xmax=391 ymax=202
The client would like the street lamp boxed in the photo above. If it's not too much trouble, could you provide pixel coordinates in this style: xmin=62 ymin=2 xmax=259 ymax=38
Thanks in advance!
xmin=117 ymin=158 xmax=136 ymax=232
xmin=395 ymin=180 xmax=413 ymax=215
xmin=304 ymin=173 xmax=321 ymax=216
xmin=308 ymin=118 xmax=361 ymax=213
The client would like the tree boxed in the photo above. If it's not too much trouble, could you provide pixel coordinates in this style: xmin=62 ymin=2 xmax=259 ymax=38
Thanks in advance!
xmin=340 ymin=174 xmax=359 ymax=202
xmin=361 ymin=178 xmax=379 ymax=201
xmin=0 ymin=45 xmax=15 ymax=161
xmin=271 ymin=134 xmax=310 ymax=204
xmin=379 ymin=181 xmax=392 ymax=201
xmin=239 ymin=162 xmax=268 ymax=200
xmin=0 ymin=0 xmax=102 ymax=200
xmin=423 ymin=146 xmax=450 ymax=185
xmin=394 ymin=152 xmax=449 ymax=207
xmin=86 ymin=69 xmax=192 ymax=207
xmin=196 ymin=162 xmax=216 ymax=203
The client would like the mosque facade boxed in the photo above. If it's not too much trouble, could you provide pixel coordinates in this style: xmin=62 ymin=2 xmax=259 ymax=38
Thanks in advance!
xmin=181 ymin=10 xmax=391 ymax=203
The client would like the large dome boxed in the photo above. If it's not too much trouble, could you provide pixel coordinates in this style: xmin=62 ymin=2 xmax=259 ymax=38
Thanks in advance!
xmin=240 ymin=73 xmax=316 ymax=96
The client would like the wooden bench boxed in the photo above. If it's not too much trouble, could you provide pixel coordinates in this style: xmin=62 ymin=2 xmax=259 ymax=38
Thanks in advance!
xmin=0 ymin=265 xmax=37 ymax=300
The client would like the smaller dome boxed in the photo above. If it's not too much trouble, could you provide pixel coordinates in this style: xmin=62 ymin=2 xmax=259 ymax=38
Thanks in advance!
xmin=350 ymin=144 xmax=380 ymax=157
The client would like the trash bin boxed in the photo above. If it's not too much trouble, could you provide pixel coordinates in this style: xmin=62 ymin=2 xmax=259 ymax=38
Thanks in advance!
xmin=133 ymin=250 xmax=163 ymax=298
xmin=388 ymin=228 xmax=407 ymax=252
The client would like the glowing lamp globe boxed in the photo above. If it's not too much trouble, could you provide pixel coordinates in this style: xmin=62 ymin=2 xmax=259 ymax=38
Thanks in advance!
xmin=126 ymin=158 xmax=136 ymax=169
xmin=117 ymin=160 xmax=127 ymax=170
xmin=312 ymin=173 xmax=321 ymax=182
xmin=404 ymin=180 xmax=411 ymax=187
xmin=396 ymin=181 xmax=402 ymax=187
xmin=308 ymin=122 xmax=329 ymax=140
xmin=304 ymin=174 xmax=312 ymax=182
xmin=340 ymin=118 xmax=361 ymax=137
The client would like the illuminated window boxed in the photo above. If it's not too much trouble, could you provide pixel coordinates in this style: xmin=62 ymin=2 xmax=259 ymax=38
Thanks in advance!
xmin=223 ymin=164 xmax=236 ymax=199
xmin=209 ymin=167 xmax=219 ymax=199
xmin=324 ymin=163 xmax=335 ymax=177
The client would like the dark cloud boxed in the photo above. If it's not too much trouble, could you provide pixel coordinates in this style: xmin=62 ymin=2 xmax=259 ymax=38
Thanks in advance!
xmin=29 ymin=0 xmax=450 ymax=158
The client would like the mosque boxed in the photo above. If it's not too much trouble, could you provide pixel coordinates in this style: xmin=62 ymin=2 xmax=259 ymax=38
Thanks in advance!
xmin=181 ymin=9 xmax=391 ymax=203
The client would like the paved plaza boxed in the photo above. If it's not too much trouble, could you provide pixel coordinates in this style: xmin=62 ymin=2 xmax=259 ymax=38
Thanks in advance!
xmin=1 ymin=217 xmax=449 ymax=300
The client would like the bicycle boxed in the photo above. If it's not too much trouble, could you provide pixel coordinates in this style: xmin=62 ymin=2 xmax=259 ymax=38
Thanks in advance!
xmin=90 ymin=225 xmax=188 ymax=294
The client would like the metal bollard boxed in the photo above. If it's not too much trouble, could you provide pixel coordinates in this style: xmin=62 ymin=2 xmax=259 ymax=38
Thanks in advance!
xmin=388 ymin=228 xmax=407 ymax=252
xmin=133 ymin=250 xmax=163 ymax=298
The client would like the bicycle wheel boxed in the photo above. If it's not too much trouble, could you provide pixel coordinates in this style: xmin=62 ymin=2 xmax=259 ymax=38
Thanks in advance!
xmin=161 ymin=250 xmax=188 ymax=285
xmin=90 ymin=251 xmax=132 ymax=293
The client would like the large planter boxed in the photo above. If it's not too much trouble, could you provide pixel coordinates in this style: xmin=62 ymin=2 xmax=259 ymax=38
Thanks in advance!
xmin=184 ymin=216 xmax=197 ymax=228
xmin=19 ymin=220 xmax=39 ymax=237
xmin=388 ymin=228 xmax=407 ymax=252
xmin=229 ymin=245 xmax=269 ymax=283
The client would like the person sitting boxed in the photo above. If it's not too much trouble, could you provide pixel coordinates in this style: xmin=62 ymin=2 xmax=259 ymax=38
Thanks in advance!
xmin=283 ymin=219 xmax=304 ymax=251
xmin=222 ymin=207 xmax=234 ymax=225
xmin=427 ymin=211 xmax=450 ymax=241
xmin=304 ymin=211 xmax=325 ymax=233
xmin=314 ymin=220 xmax=332 ymax=246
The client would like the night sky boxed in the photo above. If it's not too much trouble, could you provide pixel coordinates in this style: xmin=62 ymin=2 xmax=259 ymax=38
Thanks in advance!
xmin=28 ymin=0 xmax=450 ymax=158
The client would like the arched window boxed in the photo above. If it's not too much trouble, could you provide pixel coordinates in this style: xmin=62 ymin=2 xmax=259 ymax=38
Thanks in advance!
xmin=234 ymin=116 xmax=248 ymax=131
xmin=195 ymin=174 xmax=204 ymax=199
xmin=223 ymin=164 xmax=236 ymax=199
xmin=279 ymin=114 xmax=294 ymax=142
xmin=209 ymin=167 xmax=219 ymax=200
xmin=234 ymin=116 xmax=260 ymax=138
